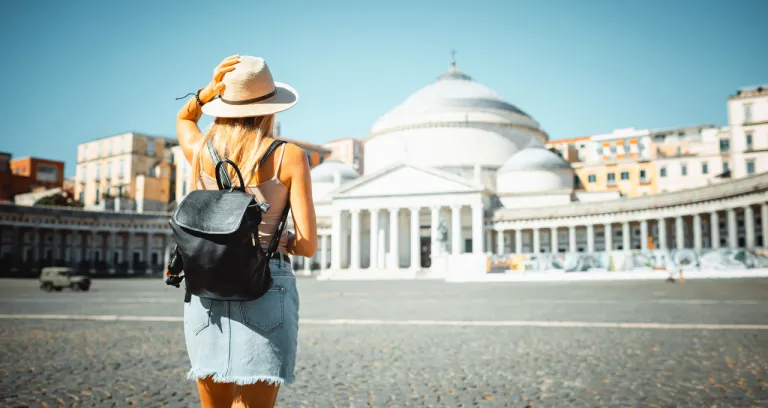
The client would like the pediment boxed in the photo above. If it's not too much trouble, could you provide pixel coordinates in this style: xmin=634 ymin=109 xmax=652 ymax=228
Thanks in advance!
xmin=333 ymin=163 xmax=483 ymax=198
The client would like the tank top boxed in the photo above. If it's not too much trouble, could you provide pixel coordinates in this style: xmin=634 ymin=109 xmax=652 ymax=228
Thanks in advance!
xmin=197 ymin=143 xmax=290 ymax=253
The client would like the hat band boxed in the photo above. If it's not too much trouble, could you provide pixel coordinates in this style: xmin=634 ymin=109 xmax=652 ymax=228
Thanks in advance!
xmin=220 ymin=89 xmax=277 ymax=105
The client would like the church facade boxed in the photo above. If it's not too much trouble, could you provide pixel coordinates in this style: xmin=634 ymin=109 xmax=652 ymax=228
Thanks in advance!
xmin=300 ymin=66 xmax=768 ymax=278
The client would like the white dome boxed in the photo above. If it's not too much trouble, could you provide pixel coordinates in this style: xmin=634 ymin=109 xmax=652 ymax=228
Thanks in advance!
xmin=496 ymin=147 xmax=574 ymax=201
xmin=498 ymin=147 xmax=571 ymax=173
xmin=365 ymin=66 xmax=548 ymax=175
xmin=310 ymin=160 xmax=359 ymax=183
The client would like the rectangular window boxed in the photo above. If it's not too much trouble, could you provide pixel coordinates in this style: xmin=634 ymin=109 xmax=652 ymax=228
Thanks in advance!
xmin=80 ymin=167 xmax=86 ymax=182
xmin=660 ymin=167 xmax=667 ymax=177
xmin=620 ymin=171 xmax=629 ymax=180
xmin=720 ymin=139 xmax=730 ymax=153
xmin=106 ymin=162 xmax=111 ymax=178
xmin=119 ymin=160 xmax=125 ymax=178
xmin=147 ymin=139 xmax=155 ymax=156
xmin=747 ymin=159 xmax=756 ymax=175
xmin=746 ymin=133 xmax=753 ymax=151
xmin=681 ymin=164 xmax=687 ymax=176
xmin=588 ymin=174 xmax=596 ymax=183
xmin=36 ymin=165 xmax=58 ymax=182
xmin=607 ymin=173 xmax=616 ymax=186
xmin=702 ymin=162 xmax=708 ymax=174
xmin=640 ymin=169 xmax=647 ymax=180
xmin=95 ymin=165 xmax=101 ymax=180
xmin=744 ymin=103 xmax=752 ymax=123
xmin=723 ymin=160 xmax=730 ymax=173
xmin=95 ymin=187 xmax=100 ymax=203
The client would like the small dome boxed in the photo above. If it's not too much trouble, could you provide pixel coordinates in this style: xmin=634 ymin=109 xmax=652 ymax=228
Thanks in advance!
xmin=310 ymin=160 xmax=359 ymax=183
xmin=498 ymin=147 xmax=570 ymax=173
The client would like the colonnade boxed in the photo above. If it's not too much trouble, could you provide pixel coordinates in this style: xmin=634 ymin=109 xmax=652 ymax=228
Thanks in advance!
xmin=494 ymin=203 xmax=768 ymax=254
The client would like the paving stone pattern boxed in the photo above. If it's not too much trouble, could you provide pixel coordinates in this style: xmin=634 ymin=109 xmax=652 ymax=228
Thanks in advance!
xmin=1 ymin=278 xmax=767 ymax=407
xmin=1 ymin=320 xmax=767 ymax=407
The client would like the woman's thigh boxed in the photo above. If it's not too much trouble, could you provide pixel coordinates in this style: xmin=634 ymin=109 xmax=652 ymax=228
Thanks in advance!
xmin=233 ymin=382 xmax=280 ymax=408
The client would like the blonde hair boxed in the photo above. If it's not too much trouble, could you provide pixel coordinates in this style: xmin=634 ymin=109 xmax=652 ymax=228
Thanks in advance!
xmin=192 ymin=115 xmax=276 ymax=187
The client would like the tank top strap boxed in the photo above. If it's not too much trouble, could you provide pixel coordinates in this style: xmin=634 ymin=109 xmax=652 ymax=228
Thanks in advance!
xmin=273 ymin=143 xmax=287 ymax=179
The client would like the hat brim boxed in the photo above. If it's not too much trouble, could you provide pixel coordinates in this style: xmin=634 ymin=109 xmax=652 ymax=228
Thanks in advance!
xmin=201 ymin=82 xmax=299 ymax=118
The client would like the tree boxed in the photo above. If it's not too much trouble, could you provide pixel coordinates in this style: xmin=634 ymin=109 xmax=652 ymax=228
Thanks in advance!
xmin=34 ymin=192 xmax=83 ymax=208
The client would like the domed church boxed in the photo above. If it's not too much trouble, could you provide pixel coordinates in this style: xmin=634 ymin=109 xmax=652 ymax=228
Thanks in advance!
xmin=306 ymin=61 xmax=606 ymax=277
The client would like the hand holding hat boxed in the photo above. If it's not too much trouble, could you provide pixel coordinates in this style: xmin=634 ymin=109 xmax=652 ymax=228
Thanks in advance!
xmin=199 ymin=55 xmax=241 ymax=105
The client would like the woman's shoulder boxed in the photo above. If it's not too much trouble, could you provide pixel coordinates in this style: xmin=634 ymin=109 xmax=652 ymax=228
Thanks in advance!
xmin=278 ymin=141 xmax=310 ymax=168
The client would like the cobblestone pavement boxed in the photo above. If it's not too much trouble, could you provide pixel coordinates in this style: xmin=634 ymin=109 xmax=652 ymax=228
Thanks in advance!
xmin=1 ymin=278 xmax=767 ymax=407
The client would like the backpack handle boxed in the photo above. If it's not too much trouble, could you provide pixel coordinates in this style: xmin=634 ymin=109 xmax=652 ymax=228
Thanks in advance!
xmin=214 ymin=159 xmax=246 ymax=191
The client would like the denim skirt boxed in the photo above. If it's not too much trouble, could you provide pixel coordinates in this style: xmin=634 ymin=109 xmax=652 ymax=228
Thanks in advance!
xmin=183 ymin=258 xmax=299 ymax=385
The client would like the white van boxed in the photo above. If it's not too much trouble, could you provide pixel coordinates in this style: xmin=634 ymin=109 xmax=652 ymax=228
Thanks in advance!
xmin=39 ymin=267 xmax=91 ymax=292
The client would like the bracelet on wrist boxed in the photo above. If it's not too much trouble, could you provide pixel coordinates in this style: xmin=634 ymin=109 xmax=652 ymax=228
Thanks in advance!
xmin=195 ymin=88 xmax=205 ymax=106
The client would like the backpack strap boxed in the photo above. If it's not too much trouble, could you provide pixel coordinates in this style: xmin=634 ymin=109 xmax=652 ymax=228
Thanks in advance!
xmin=206 ymin=140 xmax=232 ymax=190
xmin=259 ymin=140 xmax=291 ymax=257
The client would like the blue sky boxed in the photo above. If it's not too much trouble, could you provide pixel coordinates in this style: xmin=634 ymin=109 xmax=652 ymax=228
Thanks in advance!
xmin=1 ymin=0 xmax=766 ymax=177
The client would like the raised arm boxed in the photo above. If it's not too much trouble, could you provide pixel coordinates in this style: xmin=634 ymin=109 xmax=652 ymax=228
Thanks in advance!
xmin=283 ymin=143 xmax=318 ymax=258
xmin=176 ymin=55 xmax=240 ymax=163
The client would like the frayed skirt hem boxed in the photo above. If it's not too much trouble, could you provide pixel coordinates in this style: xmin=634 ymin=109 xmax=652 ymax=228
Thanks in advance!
xmin=186 ymin=369 xmax=293 ymax=386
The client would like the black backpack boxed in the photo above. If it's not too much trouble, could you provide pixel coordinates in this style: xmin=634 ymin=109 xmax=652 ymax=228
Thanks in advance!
xmin=168 ymin=139 xmax=290 ymax=301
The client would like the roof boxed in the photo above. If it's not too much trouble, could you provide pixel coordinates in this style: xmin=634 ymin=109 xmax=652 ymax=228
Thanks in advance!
xmin=371 ymin=64 xmax=537 ymax=134
xmin=547 ymin=136 xmax=591 ymax=145
xmin=498 ymin=147 xmax=572 ymax=173
xmin=278 ymin=137 xmax=332 ymax=153
xmin=310 ymin=160 xmax=359 ymax=183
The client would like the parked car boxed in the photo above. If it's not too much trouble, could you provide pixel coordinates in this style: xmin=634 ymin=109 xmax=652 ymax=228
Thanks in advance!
xmin=39 ymin=267 xmax=91 ymax=292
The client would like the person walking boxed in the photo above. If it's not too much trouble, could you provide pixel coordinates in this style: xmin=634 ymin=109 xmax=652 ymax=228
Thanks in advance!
xmin=175 ymin=55 xmax=317 ymax=407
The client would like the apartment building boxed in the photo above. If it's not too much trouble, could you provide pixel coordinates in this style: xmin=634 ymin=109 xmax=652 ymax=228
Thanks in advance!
xmin=323 ymin=138 xmax=364 ymax=174
xmin=570 ymin=128 xmax=657 ymax=197
xmin=74 ymin=133 xmax=177 ymax=212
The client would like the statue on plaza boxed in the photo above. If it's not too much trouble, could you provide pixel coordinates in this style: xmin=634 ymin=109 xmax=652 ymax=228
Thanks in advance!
xmin=436 ymin=214 xmax=449 ymax=254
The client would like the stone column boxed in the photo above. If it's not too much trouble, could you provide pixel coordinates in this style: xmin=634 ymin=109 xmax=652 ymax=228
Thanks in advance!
xmin=727 ymin=208 xmax=737 ymax=249
xmin=320 ymin=234 xmax=328 ymax=271
xmin=640 ymin=220 xmax=649 ymax=251
xmin=514 ymin=229 xmax=522 ymax=254
xmin=745 ymin=205 xmax=755 ymax=249
xmin=675 ymin=216 xmax=684 ymax=249
xmin=568 ymin=226 xmax=576 ymax=253
xmin=622 ymin=222 xmax=630 ymax=251
xmin=550 ymin=227 xmax=558 ymax=253
xmin=389 ymin=208 xmax=400 ymax=268
xmin=369 ymin=209 xmax=379 ymax=269
xmin=144 ymin=232 xmax=152 ymax=274
xmin=485 ymin=227 xmax=492 ymax=253
xmin=762 ymin=204 xmax=768 ymax=250
xmin=586 ymin=224 xmax=595 ymax=253
xmin=451 ymin=205 xmax=462 ymax=255
xmin=50 ymin=228 xmax=59 ymax=262
xmin=496 ymin=229 xmax=505 ymax=255
xmin=657 ymin=218 xmax=667 ymax=250
xmin=108 ymin=231 xmax=117 ymax=268
xmin=10 ymin=227 xmax=19 ymax=265
xmin=532 ymin=228 xmax=540 ymax=254
xmin=430 ymin=206 xmax=440 ymax=257
xmin=409 ymin=207 xmax=421 ymax=269
xmin=471 ymin=204 xmax=483 ymax=254
xmin=604 ymin=223 xmax=612 ymax=252
xmin=127 ymin=231 xmax=136 ymax=272
xmin=710 ymin=211 xmax=720 ymax=249
xmin=693 ymin=214 xmax=702 ymax=250
xmin=69 ymin=230 xmax=78 ymax=264
xmin=350 ymin=209 xmax=361 ymax=270
xmin=331 ymin=209 xmax=342 ymax=270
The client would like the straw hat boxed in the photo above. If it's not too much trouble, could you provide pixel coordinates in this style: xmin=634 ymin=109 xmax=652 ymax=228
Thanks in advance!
xmin=202 ymin=56 xmax=299 ymax=118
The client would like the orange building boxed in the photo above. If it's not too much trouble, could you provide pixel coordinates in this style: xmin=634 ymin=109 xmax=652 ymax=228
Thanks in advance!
xmin=8 ymin=156 xmax=65 ymax=197
xmin=277 ymin=137 xmax=332 ymax=168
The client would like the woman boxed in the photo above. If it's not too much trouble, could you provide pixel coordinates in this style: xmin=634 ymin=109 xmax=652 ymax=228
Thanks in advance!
xmin=176 ymin=55 xmax=317 ymax=408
